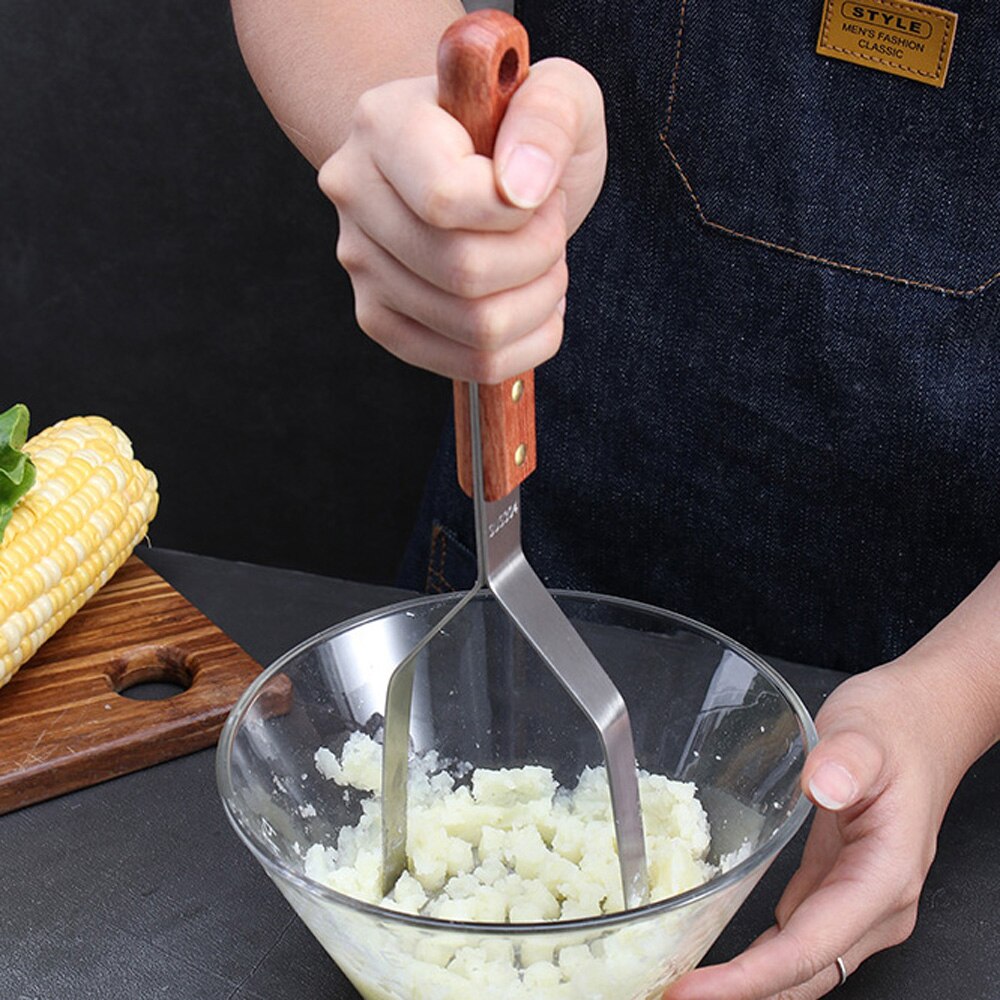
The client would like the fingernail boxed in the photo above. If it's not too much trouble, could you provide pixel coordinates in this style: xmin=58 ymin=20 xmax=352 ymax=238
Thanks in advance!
xmin=556 ymin=295 xmax=567 ymax=317
xmin=809 ymin=762 xmax=858 ymax=810
xmin=500 ymin=144 xmax=556 ymax=208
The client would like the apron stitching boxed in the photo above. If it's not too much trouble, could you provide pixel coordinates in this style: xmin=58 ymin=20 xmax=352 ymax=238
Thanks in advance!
xmin=425 ymin=524 xmax=452 ymax=593
xmin=664 ymin=0 xmax=689 ymax=132
xmin=658 ymin=1 xmax=998 ymax=299
xmin=426 ymin=568 xmax=454 ymax=594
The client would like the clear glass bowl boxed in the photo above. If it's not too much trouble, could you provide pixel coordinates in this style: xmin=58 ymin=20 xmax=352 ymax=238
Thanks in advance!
xmin=217 ymin=591 xmax=817 ymax=1000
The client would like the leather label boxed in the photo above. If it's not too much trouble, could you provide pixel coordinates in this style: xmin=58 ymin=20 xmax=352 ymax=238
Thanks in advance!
xmin=817 ymin=0 xmax=958 ymax=87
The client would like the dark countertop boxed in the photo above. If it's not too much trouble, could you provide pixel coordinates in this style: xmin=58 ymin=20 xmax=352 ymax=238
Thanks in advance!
xmin=2 ymin=548 xmax=997 ymax=999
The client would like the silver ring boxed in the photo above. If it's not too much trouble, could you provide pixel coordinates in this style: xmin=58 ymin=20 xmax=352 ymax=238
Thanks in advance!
xmin=835 ymin=956 xmax=848 ymax=987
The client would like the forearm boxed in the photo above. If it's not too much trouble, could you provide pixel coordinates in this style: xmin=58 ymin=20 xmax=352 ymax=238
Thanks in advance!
xmin=890 ymin=560 xmax=1000 ymax=771
xmin=231 ymin=0 xmax=464 ymax=166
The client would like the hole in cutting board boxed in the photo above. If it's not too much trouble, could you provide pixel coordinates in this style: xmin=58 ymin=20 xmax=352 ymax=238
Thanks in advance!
xmin=120 ymin=679 xmax=188 ymax=701
xmin=109 ymin=646 xmax=194 ymax=701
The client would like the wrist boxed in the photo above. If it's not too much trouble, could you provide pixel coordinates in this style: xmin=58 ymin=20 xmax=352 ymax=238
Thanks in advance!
xmin=883 ymin=561 xmax=1000 ymax=769
xmin=884 ymin=642 xmax=1000 ymax=775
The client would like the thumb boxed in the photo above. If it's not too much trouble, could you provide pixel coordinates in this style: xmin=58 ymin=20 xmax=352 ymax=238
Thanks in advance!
xmin=493 ymin=57 xmax=606 ymax=209
xmin=802 ymin=729 xmax=887 ymax=812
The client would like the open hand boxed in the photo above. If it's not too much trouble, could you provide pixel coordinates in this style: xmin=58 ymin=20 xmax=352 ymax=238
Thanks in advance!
xmin=665 ymin=659 xmax=965 ymax=999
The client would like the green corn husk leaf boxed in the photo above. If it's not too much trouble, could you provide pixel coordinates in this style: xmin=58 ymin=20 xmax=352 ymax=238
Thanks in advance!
xmin=0 ymin=404 xmax=37 ymax=543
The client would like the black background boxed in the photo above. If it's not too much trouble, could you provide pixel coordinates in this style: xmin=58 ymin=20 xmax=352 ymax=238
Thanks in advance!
xmin=2 ymin=0 xmax=451 ymax=584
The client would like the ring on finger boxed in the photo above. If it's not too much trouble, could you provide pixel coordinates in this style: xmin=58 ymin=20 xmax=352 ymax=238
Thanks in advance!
xmin=835 ymin=955 xmax=848 ymax=987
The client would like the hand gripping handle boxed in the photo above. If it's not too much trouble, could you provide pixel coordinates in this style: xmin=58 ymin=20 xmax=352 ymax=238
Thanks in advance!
xmin=438 ymin=11 xmax=537 ymax=502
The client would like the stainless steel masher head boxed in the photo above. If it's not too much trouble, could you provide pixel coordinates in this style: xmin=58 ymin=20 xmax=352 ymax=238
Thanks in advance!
xmin=380 ymin=9 xmax=649 ymax=910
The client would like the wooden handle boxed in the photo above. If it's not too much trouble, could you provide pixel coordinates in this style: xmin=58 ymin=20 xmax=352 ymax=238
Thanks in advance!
xmin=438 ymin=10 xmax=536 ymax=501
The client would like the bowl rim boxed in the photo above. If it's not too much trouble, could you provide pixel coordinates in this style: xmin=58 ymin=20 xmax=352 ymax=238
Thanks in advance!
xmin=216 ymin=588 xmax=819 ymax=935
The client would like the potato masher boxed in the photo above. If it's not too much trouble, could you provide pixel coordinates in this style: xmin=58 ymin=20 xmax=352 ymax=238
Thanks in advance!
xmin=381 ymin=9 xmax=649 ymax=910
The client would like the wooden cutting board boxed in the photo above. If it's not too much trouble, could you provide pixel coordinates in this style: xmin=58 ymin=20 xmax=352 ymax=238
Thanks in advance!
xmin=0 ymin=555 xmax=263 ymax=814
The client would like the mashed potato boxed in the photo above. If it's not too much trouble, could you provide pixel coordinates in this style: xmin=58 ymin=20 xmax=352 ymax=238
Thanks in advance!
xmin=304 ymin=732 xmax=715 ymax=922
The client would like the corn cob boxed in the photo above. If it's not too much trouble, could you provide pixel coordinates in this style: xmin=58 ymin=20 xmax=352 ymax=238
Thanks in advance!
xmin=0 ymin=415 xmax=159 ymax=689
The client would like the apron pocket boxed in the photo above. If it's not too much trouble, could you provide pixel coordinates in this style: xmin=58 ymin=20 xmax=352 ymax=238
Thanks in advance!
xmin=659 ymin=0 xmax=999 ymax=297
xmin=424 ymin=520 xmax=476 ymax=594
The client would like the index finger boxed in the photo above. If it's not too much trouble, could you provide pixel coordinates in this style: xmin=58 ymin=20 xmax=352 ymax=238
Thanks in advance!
xmin=664 ymin=864 xmax=889 ymax=999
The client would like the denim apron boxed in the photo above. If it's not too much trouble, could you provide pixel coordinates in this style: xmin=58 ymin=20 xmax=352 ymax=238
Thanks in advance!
xmin=398 ymin=0 xmax=1000 ymax=672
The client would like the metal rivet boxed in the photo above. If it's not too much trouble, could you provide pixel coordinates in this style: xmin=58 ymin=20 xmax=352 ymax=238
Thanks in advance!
xmin=511 ymin=379 xmax=524 ymax=402
xmin=514 ymin=443 xmax=527 ymax=466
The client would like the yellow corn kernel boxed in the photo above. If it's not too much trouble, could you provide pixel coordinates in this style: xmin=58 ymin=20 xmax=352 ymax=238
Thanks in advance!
xmin=0 ymin=415 xmax=159 ymax=688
